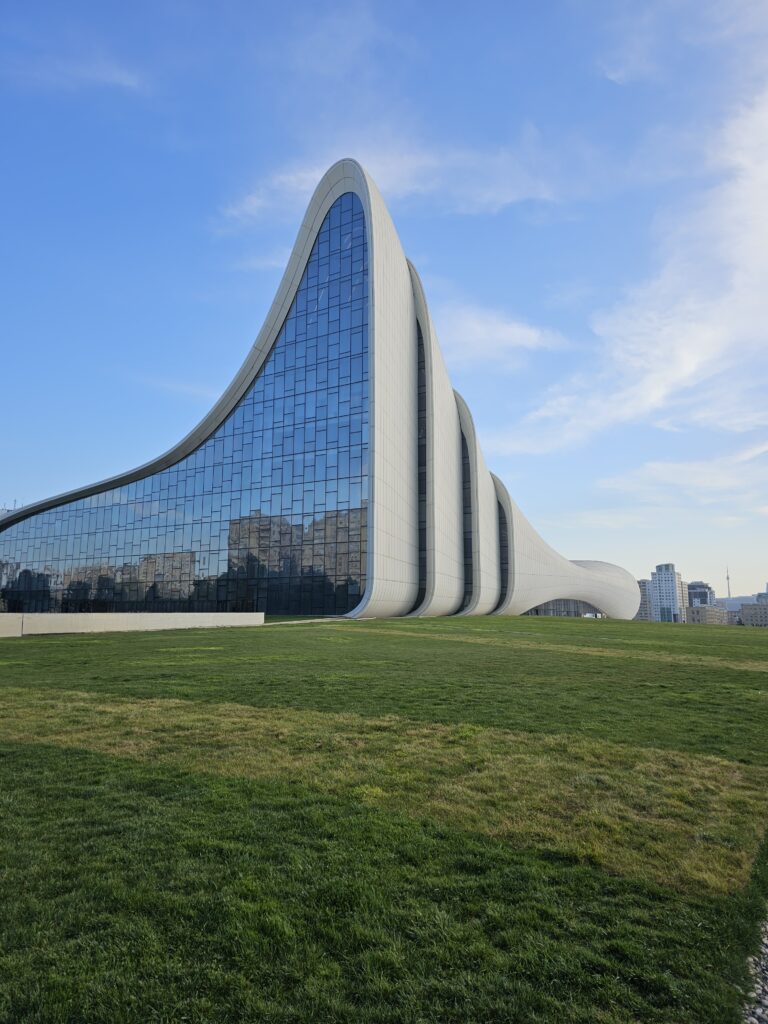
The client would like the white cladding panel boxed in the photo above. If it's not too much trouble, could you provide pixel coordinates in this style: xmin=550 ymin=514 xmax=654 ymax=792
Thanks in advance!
xmin=408 ymin=263 xmax=464 ymax=616
xmin=492 ymin=475 xmax=640 ymax=619
xmin=349 ymin=168 xmax=419 ymax=617
xmin=454 ymin=392 xmax=501 ymax=615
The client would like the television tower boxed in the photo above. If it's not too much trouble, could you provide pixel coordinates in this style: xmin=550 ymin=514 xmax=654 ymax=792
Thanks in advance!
xmin=726 ymin=566 xmax=731 ymax=599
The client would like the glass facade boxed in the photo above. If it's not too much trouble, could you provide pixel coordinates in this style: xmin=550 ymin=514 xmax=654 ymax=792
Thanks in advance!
xmin=413 ymin=322 xmax=427 ymax=612
xmin=459 ymin=432 xmax=473 ymax=612
xmin=0 ymin=192 xmax=369 ymax=617
xmin=496 ymin=501 xmax=509 ymax=611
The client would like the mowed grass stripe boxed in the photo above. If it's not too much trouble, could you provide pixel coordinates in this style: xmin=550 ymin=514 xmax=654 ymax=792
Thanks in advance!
xmin=2 ymin=687 xmax=767 ymax=894
xmin=2 ymin=619 xmax=768 ymax=1023
xmin=338 ymin=622 xmax=768 ymax=673
xmin=349 ymin=614 xmax=768 ymax=661
xmin=2 ymin=618 xmax=767 ymax=768
xmin=5 ymin=742 xmax=764 ymax=1024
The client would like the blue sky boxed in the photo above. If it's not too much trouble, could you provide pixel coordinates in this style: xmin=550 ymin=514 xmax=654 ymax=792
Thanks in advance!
xmin=1 ymin=0 xmax=767 ymax=595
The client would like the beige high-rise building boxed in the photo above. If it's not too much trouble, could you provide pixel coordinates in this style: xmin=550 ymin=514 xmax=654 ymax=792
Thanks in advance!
xmin=687 ymin=605 xmax=729 ymax=625
xmin=651 ymin=563 xmax=688 ymax=623
xmin=741 ymin=604 xmax=768 ymax=627
xmin=634 ymin=579 xmax=653 ymax=621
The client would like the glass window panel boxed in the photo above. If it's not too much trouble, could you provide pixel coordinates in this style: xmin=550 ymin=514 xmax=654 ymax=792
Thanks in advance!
xmin=0 ymin=193 xmax=368 ymax=617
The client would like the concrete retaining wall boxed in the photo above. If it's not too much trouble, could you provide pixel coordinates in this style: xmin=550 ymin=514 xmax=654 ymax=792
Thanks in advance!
xmin=0 ymin=613 xmax=265 ymax=637
xmin=0 ymin=614 xmax=24 ymax=638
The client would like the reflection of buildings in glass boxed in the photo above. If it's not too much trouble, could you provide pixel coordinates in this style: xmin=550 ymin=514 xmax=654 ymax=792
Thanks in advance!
xmin=0 ymin=553 xmax=199 ymax=612
xmin=0 ymin=161 xmax=640 ymax=620
xmin=0 ymin=189 xmax=368 ymax=617
xmin=227 ymin=507 xmax=368 ymax=598
xmin=1 ymin=566 xmax=53 ymax=612
xmin=135 ymin=552 xmax=197 ymax=600
xmin=226 ymin=507 xmax=366 ymax=614
xmin=0 ymin=560 xmax=20 ymax=590
xmin=228 ymin=508 xmax=364 ymax=582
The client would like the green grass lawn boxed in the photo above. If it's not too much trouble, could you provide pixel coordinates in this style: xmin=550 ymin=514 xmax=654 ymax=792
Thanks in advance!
xmin=1 ymin=616 xmax=767 ymax=1023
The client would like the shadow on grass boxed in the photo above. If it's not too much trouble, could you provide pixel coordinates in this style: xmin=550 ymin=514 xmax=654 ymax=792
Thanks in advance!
xmin=0 ymin=742 xmax=762 ymax=1024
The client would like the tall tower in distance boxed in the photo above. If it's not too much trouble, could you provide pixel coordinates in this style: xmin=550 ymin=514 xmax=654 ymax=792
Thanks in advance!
xmin=688 ymin=580 xmax=716 ymax=607
xmin=651 ymin=564 xmax=688 ymax=623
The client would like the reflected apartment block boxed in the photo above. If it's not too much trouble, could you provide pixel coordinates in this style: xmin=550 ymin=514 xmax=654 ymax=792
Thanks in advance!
xmin=226 ymin=508 xmax=366 ymax=615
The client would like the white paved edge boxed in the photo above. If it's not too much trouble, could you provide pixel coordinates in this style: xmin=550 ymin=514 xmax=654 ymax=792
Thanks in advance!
xmin=0 ymin=612 xmax=265 ymax=637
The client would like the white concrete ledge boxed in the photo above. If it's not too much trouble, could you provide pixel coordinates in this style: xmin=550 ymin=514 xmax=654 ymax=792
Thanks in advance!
xmin=0 ymin=614 xmax=24 ymax=638
xmin=0 ymin=613 xmax=265 ymax=637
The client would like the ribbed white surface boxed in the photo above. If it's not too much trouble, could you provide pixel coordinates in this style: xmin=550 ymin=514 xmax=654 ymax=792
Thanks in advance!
xmin=492 ymin=475 xmax=640 ymax=619
xmin=407 ymin=263 xmax=464 ymax=617
xmin=348 ymin=168 xmax=419 ymax=617
xmin=454 ymin=392 xmax=501 ymax=615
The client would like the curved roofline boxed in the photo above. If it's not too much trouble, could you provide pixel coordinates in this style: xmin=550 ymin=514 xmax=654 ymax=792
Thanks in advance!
xmin=0 ymin=159 xmax=370 ymax=534
xmin=1 ymin=156 xmax=640 ymax=622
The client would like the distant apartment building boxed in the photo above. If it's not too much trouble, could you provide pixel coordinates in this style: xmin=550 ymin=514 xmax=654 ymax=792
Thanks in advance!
xmin=651 ymin=563 xmax=688 ymax=623
xmin=688 ymin=580 xmax=716 ymax=607
xmin=717 ymin=595 xmax=757 ymax=612
xmin=634 ymin=579 xmax=653 ymax=621
xmin=687 ymin=605 xmax=729 ymax=625
xmin=742 ymin=603 xmax=768 ymax=627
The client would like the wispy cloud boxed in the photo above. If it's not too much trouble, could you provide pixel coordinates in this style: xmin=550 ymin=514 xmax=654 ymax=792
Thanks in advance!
xmin=223 ymin=2 xmax=720 ymax=228
xmin=597 ymin=0 xmax=768 ymax=85
xmin=2 ymin=54 xmax=147 ymax=93
xmin=601 ymin=440 xmax=768 ymax=512
xmin=434 ymin=303 xmax=566 ymax=371
xmin=221 ymin=129 xmax=555 ymax=225
xmin=278 ymin=2 xmax=414 ymax=80
xmin=486 ymin=82 xmax=768 ymax=454
xmin=597 ymin=2 xmax=667 ymax=85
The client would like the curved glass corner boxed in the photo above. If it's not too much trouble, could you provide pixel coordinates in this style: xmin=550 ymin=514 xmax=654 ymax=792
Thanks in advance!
xmin=0 ymin=192 xmax=369 ymax=616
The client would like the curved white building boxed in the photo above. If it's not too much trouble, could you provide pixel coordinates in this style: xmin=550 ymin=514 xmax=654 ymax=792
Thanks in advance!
xmin=0 ymin=159 xmax=639 ymax=620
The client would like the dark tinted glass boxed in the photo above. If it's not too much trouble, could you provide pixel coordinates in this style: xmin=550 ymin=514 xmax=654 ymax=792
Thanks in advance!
xmin=0 ymin=192 xmax=369 ymax=617
xmin=460 ymin=432 xmax=473 ymax=611
xmin=412 ymin=321 xmax=427 ymax=612
xmin=496 ymin=500 xmax=509 ymax=610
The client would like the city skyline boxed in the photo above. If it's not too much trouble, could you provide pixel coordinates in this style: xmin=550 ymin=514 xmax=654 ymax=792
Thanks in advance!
xmin=634 ymin=561 xmax=768 ymax=625
xmin=1 ymin=1 xmax=767 ymax=594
